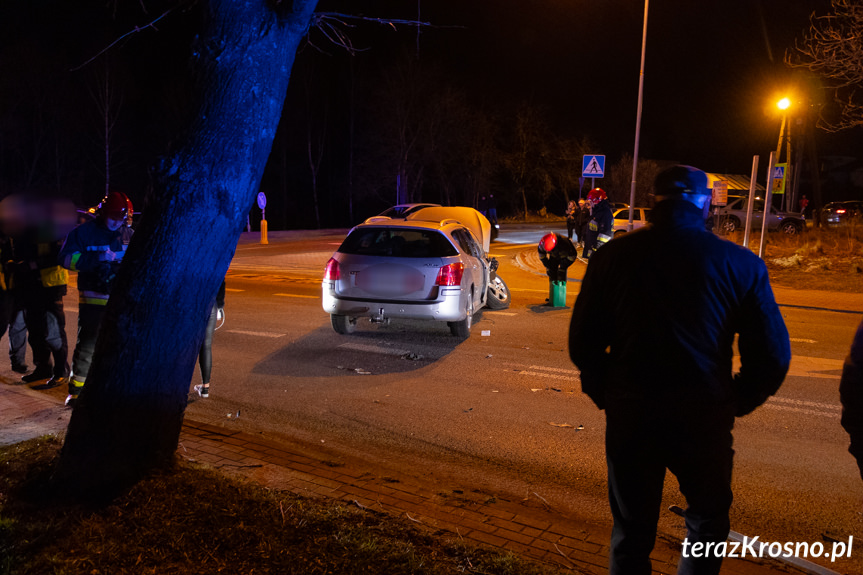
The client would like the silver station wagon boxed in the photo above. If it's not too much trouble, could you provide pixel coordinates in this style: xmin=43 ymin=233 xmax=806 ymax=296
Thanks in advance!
xmin=322 ymin=207 xmax=510 ymax=338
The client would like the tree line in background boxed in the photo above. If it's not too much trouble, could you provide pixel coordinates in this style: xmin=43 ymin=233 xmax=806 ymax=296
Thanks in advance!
xmin=259 ymin=47 xmax=663 ymax=230
xmin=0 ymin=7 xmax=661 ymax=232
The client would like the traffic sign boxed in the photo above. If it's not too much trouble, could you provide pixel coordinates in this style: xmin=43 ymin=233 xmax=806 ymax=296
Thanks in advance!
xmin=582 ymin=155 xmax=605 ymax=177
xmin=712 ymin=180 xmax=729 ymax=206
xmin=772 ymin=164 xmax=786 ymax=195
xmin=257 ymin=191 xmax=267 ymax=209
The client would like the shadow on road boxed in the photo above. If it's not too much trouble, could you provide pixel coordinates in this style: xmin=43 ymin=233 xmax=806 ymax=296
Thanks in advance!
xmin=251 ymin=321 xmax=464 ymax=378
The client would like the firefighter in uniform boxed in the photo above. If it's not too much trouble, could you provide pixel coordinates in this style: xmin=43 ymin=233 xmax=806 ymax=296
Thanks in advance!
xmin=582 ymin=188 xmax=613 ymax=260
xmin=537 ymin=232 xmax=577 ymax=304
xmin=58 ymin=192 xmax=134 ymax=407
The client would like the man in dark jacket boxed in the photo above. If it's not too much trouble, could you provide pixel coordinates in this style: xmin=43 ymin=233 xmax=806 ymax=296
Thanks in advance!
xmin=569 ymin=165 xmax=790 ymax=575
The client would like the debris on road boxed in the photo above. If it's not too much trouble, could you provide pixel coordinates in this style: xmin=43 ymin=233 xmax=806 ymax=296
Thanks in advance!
xmin=549 ymin=422 xmax=583 ymax=430
xmin=400 ymin=352 xmax=424 ymax=361
xmin=481 ymin=330 xmax=491 ymax=336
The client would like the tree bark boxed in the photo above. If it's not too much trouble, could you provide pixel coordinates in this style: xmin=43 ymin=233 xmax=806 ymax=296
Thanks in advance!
xmin=56 ymin=0 xmax=319 ymax=498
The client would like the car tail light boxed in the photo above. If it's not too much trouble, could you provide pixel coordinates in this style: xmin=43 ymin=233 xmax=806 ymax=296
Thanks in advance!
xmin=324 ymin=258 xmax=340 ymax=280
xmin=837 ymin=208 xmax=847 ymax=214
xmin=435 ymin=262 xmax=464 ymax=286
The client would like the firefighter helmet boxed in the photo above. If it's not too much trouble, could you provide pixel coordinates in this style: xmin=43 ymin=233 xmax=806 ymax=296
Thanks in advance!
xmin=587 ymin=188 xmax=607 ymax=202
xmin=98 ymin=192 xmax=133 ymax=220
xmin=541 ymin=233 xmax=557 ymax=252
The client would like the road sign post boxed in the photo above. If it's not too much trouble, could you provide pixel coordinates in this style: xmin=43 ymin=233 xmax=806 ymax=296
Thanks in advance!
xmin=257 ymin=192 xmax=268 ymax=245
xmin=582 ymin=155 xmax=605 ymax=190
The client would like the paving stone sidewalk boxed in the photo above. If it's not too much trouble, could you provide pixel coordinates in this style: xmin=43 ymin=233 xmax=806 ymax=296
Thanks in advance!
xmin=175 ymin=416 xmax=806 ymax=575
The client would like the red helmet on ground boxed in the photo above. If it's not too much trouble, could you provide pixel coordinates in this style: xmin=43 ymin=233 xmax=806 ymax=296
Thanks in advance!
xmin=541 ymin=232 xmax=557 ymax=252
xmin=98 ymin=191 xmax=133 ymax=221
xmin=587 ymin=188 xmax=607 ymax=202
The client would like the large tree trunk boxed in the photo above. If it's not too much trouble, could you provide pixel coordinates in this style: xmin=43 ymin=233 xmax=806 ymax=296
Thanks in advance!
xmin=56 ymin=0 xmax=319 ymax=498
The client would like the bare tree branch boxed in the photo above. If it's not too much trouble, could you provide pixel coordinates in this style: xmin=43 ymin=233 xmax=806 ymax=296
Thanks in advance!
xmin=70 ymin=7 xmax=176 ymax=72
xmin=787 ymin=0 xmax=863 ymax=131
xmin=309 ymin=12 xmax=459 ymax=55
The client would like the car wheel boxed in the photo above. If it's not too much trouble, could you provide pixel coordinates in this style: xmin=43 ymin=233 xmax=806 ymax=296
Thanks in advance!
xmin=613 ymin=230 xmax=626 ymax=237
xmin=331 ymin=314 xmax=357 ymax=335
xmin=485 ymin=275 xmax=510 ymax=310
xmin=448 ymin=290 xmax=474 ymax=338
xmin=780 ymin=221 xmax=801 ymax=235
xmin=723 ymin=216 xmax=740 ymax=233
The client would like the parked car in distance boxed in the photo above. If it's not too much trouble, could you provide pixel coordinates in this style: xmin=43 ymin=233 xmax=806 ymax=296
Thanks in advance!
xmin=822 ymin=200 xmax=863 ymax=227
xmin=323 ymin=206 xmax=510 ymax=338
xmin=713 ymin=195 xmax=805 ymax=234
xmin=612 ymin=207 xmax=651 ymax=236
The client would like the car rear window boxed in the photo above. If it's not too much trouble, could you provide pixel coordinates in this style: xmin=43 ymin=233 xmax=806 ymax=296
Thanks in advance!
xmin=339 ymin=227 xmax=458 ymax=258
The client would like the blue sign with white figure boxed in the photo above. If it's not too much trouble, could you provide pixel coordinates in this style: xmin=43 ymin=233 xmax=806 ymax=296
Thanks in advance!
xmin=582 ymin=155 xmax=605 ymax=178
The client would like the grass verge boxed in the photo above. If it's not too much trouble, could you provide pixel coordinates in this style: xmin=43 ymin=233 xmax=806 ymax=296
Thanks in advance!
xmin=0 ymin=436 xmax=571 ymax=575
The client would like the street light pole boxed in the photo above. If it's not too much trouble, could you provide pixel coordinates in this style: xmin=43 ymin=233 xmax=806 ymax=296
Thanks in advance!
xmin=776 ymin=97 xmax=790 ymax=212
xmin=627 ymin=0 xmax=649 ymax=231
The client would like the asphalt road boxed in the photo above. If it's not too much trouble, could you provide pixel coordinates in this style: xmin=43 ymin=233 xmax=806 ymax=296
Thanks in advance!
xmin=186 ymin=226 xmax=861 ymax=573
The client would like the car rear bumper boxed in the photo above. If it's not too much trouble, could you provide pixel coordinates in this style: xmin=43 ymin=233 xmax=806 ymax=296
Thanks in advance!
xmin=322 ymin=281 xmax=466 ymax=322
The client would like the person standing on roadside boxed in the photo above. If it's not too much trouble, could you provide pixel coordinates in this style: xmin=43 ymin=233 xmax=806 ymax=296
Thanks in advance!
xmin=575 ymin=198 xmax=591 ymax=249
xmin=15 ymin=226 xmax=69 ymax=388
xmin=58 ymin=192 xmax=134 ymax=407
xmin=840 ymin=318 xmax=863 ymax=482
xmin=565 ymin=200 xmax=578 ymax=241
xmin=569 ymin=165 xmax=791 ymax=575
xmin=193 ymin=280 xmax=226 ymax=399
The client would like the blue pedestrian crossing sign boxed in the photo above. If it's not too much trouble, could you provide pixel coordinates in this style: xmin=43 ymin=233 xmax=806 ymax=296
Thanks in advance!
xmin=582 ymin=155 xmax=605 ymax=177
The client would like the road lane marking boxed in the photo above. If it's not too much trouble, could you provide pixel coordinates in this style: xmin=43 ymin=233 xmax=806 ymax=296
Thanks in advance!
xmin=338 ymin=342 xmax=412 ymax=356
xmin=509 ymin=287 xmax=576 ymax=294
xmin=789 ymin=338 xmax=816 ymax=343
xmin=483 ymin=311 xmax=517 ymax=316
xmin=225 ymin=330 xmax=285 ymax=338
xmin=521 ymin=371 xmax=580 ymax=382
xmin=225 ymin=288 xmax=244 ymax=292
xmin=764 ymin=404 xmax=840 ymax=419
xmin=528 ymin=365 xmax=580 ymax=375
xmin=769 ymin=396 xmax=841 ymax=411
xmin=736 ymin=355 xmax=843 ymax=380
xmin=274 ymin=293 xmax=318 ymax=298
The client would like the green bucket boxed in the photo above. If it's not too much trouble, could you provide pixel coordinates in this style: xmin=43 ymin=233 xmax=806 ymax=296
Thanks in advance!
xmin=551 ymin=280 xmax=567 ymax=307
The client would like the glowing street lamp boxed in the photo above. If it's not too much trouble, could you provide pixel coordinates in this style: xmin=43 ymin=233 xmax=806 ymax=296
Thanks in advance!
xmin=777 ymin=97 xmax=791 ymax=111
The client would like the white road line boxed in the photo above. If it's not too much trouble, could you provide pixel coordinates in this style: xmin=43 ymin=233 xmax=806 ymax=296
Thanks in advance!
xmin=528 ymin=365 xmax=580 ymax=375
xmin=273 ymin=293 xmax=318 ymax=299
xmin=520 ymin=371 xmax=580 ymax=382
xmin=484 ymin=311 xmax=517 ymax=316
xmin=790 ymin=338 xmax=817 ymax=343
xmin=338 ymin=342 xmax=412 ymax=356
xmin=225 ymin=329 xmax=285 ymax=338
xmin=769 ymin=396 xmax=841 ymax=411
xmin=764 ymin=404 xmax=841 ymax=419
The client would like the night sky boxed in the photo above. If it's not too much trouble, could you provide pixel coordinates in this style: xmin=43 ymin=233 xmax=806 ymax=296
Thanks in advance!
xmin=317 ymin=0 xmax=847 ymax=173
